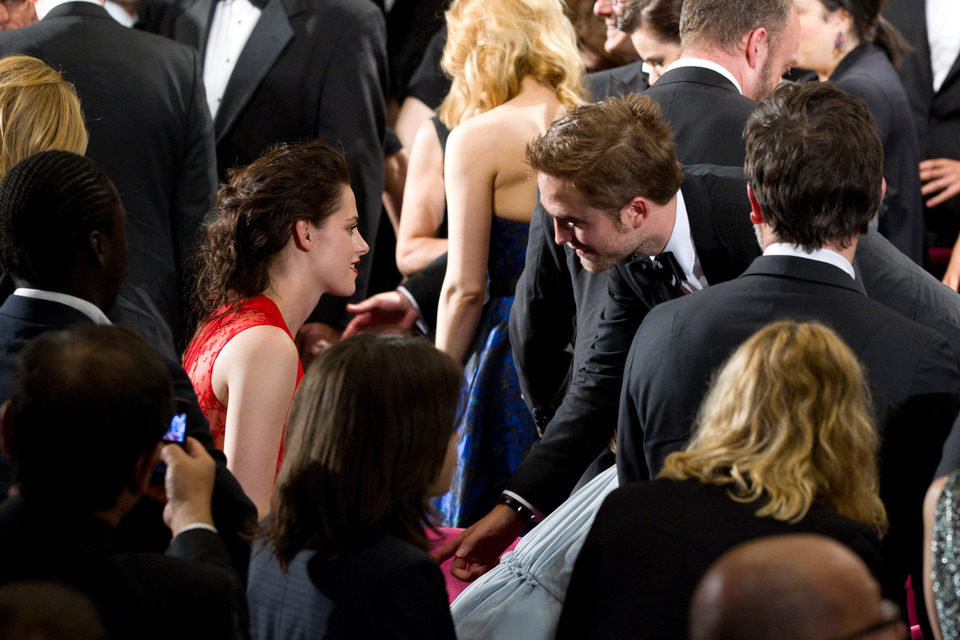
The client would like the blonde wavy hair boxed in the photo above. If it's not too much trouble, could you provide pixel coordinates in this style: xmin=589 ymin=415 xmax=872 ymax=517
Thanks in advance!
xmin=659 ymin=320 xmax=888 ymax=535
xmin=0 ymin=55 xmax=87 ymax=179
xmin=438 ymin=0 xmax=585 ymax=129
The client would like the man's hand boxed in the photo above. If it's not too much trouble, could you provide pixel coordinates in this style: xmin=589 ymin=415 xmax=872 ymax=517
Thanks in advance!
xmin=162 ymin=436 xmax=216 ymax=536
xmin=431 ymin=504 xmax=525 ymax=581
xmin=342 ymin=290 xmax=419 ymax=338
xmin=920 ymin=158 xmax=960 ymax=208
xmin=295 ymin=322 xmax=341 ymax=369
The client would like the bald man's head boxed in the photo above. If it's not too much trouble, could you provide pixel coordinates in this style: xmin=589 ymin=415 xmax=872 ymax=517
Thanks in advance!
xmin=689 ymin=535 xmax=904 ymax=640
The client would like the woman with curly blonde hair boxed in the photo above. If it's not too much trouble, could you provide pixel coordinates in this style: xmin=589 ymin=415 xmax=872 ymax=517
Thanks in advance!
xmin=558 ymin=320 xmax=887 ymax=639
xmin=433 ymin=0 xmax=585 ymax=527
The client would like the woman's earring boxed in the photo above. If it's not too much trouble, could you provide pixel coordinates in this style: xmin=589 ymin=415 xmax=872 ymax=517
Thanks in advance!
xmin=834 ymin=31 xmax=846 ymax=55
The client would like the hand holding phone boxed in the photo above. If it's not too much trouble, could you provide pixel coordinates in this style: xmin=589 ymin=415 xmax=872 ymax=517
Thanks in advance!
xmin=161 ymin=436 xmax=216 ymax=536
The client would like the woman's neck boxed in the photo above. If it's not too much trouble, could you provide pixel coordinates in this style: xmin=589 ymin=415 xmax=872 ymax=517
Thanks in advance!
xmin=262 ymin=267 xmax=324 ymax=336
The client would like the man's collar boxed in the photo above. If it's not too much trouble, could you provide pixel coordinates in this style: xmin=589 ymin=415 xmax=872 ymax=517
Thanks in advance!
xmin=763 ymin=243 xmax=856 ymax=279
xmin=661 ymin=190 xmax=707 ymax=290
xmin=13 ymin=289 xmax=112 ymax=325
xmin=663 ymin=58 xmax=743 ymax=95
xmin=38 ymin=0 xmax=100 ymax=20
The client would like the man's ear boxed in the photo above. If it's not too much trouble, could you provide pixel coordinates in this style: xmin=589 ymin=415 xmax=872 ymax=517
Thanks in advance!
xmin=622 ymin=197 xmax=650 ymax=229
xmin=292 ymin=219 xmax=312 ymax=252
xmin=132 ymin=442 xmax=163 ymax=495
xmin=1 ymin=400 xmax=13 ymax=458
xmin=86 ymin=230 xmax=106 ymax=268
xmin=747 ymin=185 xmax=764 ymax=225
xmin=745 ymin=27 xmax=767 ymax=70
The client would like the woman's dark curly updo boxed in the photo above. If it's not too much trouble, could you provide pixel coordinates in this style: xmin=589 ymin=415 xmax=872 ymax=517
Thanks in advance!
xmin=192 ymin=140 xmax=350 ymax=323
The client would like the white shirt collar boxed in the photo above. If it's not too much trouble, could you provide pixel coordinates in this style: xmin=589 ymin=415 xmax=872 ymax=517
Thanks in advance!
xmin=663 ymin=58 xmax=743 ymax=95
xmin=13 ymin=288 xmax=112 ymax=325
xmin=660 ymin=190 xmax=707 ymax=291
xmin=763 ymin=243 xmax=856 ymax=279
xmin=103 ymin=0 xmax=135 ymax=26
xmin=37 ymin=0 xmax=100 ymax=20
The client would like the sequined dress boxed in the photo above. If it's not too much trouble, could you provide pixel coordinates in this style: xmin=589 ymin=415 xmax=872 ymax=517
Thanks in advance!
xmin=436 ymin=218 xmax=539 ymax=527
xmin=933 ymin=470 xmax=960 ymax=640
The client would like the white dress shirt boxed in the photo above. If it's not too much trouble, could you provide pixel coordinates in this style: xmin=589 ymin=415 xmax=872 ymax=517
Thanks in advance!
xmin=926 ymin=0 xmax=960 ymax=92
xmin=659 ymin=189 xmax=708 ymax=292
xmin=203 ymin=0 xmax=261 ymax=119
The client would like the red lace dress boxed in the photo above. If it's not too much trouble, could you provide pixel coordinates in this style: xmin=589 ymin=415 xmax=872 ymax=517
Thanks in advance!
xmin=183 ymin=295 xmax=304 ymax=454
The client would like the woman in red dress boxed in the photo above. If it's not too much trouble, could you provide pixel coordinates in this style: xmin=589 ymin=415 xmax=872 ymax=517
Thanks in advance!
xmin=184 ymin=141 xmax=368 ymax=518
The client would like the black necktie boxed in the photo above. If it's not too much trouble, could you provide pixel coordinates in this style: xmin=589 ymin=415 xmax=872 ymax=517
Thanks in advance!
xmin=633 ymin=251 xmax=688 ymax=305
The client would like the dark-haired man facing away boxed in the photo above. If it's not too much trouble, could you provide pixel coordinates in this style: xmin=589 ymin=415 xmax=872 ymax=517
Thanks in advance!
xmin=0 ymin=324 xmax=248 ymax=640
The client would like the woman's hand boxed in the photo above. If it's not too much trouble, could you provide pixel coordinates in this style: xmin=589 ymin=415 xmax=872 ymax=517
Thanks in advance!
xmin=920 ymin=158 xmax=960 ymax=208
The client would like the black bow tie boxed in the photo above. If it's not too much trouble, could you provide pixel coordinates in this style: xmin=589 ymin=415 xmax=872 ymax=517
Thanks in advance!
xmin=632 ymin=251 xmax=688 ymax=305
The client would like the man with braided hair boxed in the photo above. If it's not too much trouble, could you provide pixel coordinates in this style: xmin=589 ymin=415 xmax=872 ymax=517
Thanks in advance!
xmin=0 ymin=150 xmax=256 ymax=577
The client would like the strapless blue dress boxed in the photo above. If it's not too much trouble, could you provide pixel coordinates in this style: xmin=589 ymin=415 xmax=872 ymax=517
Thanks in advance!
xmin=437 ymin=217 xmax=538 ymax=527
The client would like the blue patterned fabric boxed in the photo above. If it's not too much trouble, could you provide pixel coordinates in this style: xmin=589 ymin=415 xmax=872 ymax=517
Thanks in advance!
xmin=437 ymin=218 xmax=538 ymax=527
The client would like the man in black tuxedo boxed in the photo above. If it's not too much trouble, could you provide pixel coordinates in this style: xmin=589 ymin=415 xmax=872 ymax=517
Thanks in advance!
xmin=429 ymin=93 xmax=762 ymax=578
xmin=141 ymin=0 xmax=387 ymax=323
xmin=0 ymin=324 xmax=248 ymax=640
xmin=617 ymin=82 xmax=960 ymax=630
xmin=0 ymin=150 xmax=256 ymax=577
xmin=0 ymin=0 xmax=217 ymax=338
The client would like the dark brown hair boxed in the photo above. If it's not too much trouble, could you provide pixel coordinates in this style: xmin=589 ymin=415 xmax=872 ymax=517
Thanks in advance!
xmin=262 ymin=333 xmax=462 ymax=569
xmin=743 ymin=81 xmax=882 ymax=250
xmin=819 ymin=0 xmax=912 ymax=67
xmin=525 ymin=93 xmax=684 ymax=215
xmin=679 ymin=0 xmax=791 ymax=53
xmin=8 ymin=325 xmax=172 ymax=512
xmin=192 ymin=140 xmax=350 ymax=322
xmin=620 ymin=0 xmax=682 ymax=42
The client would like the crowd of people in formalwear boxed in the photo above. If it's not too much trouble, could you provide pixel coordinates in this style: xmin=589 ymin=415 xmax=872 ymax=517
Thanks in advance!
xmin=0 ymin=0 xmax=959 ymax=638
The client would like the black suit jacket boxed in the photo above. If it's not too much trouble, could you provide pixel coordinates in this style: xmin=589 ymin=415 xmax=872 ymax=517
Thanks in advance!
xmin=505 ymin=173 xmax=760 ymax=513
xmin=0 ymin=294 xmax=257 ymax=578
xmin=583 ymin=59 xmax=648 ymax=100
xmin=556 ymin=479 xmax=883 ymax=640
xmin=830 ymin=44 xmax=925 ymax=263
xmin=641 ymin=65 xmax=756 ymax=165
xmin=883 ymin=0 xmax=960 ymax=244
xmin=143 ymin=0 xmax=388 ymax=312
xmin=0 ymin=3 xmax=217 ymax=335
xmin=0 ymin=496 xmax=248 ymax=640
xmin=618 ymin=255 xmax=960 ymax=625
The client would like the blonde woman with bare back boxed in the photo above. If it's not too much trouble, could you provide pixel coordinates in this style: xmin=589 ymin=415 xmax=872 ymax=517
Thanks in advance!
xmin=433 ymin=0 xmax=584 ymax=527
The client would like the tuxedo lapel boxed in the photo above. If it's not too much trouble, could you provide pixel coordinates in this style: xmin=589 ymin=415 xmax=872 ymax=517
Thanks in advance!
xmin=941 ymin=51 xmax=960 ymax=95
xmin=213 ymin=0 xmax=293 ymax=142
xmin=174 ymin=0 xmax=215 ymax=59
